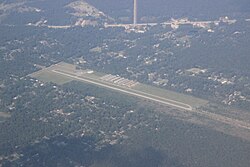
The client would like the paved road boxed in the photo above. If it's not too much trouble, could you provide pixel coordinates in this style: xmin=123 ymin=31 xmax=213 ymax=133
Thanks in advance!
xmin=52 ymin=69 xmax=193 ymax=111
xmin=51 ymin=69 xmax=250 ymax=131
xmin=105 ymin=19 xmax=237 ymax=28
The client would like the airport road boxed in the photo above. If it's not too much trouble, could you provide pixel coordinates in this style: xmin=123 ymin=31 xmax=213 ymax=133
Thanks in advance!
xmin=51 ymin=69 xmax=193 ymax=111
xmin=50 ymin=69 xmax=250 ymax=131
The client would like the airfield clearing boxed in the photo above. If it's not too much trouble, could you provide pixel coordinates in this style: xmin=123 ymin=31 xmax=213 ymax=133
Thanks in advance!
xmin=30 ymin=62 xmax=250 ymax=132
xmin=0 ymin=112 xmax=11 ymax=118
xmin=30 ymin=62 xmax=207 ymax=111
xmin=30 ymin=70 xmax=73 ymax=85
xmin=0 ymin=112 xmax=11 ymax=123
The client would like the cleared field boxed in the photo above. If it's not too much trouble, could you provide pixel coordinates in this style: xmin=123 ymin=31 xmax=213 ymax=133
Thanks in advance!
xmin=30 ymin=62 xmax=209 ymax=110
xmin=134 ymin=84 xmax=208 ymax=109
xmin=0 ymin=112 xmax=11 ymax=118
xmin=30 ymin=70 xmax=73 ymax=85
xmin=52 ymin=69 xmax=193 ymax=110
xmin=29 ymin=62 xmax=250 ymax=134
xmin=0 ymin=112 xmax=11 ymax=123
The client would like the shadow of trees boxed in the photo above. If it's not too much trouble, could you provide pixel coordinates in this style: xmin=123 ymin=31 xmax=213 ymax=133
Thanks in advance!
xmin=2 ymin=135 xmax=185 ymax=167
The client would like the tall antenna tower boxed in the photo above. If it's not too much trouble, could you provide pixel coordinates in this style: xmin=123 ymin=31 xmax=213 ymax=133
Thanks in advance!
xmin=133 ymin=0 xmax=137 ymax=25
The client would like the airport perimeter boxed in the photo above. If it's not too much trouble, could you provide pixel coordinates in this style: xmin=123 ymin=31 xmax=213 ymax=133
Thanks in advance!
xmin=30 ymin=62 xmax=208 ymax=111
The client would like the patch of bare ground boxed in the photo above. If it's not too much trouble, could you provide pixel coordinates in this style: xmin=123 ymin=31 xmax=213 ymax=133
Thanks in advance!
xmin=0 ymin=112 xmax=11 ymax=119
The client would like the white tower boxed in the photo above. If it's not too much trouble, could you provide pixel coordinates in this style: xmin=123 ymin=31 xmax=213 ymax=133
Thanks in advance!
xmin=133 ymin=0 xmax=137 ymax=25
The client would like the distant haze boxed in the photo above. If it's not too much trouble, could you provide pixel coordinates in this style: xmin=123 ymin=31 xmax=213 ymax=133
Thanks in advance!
xmin=86 ymin=0 xmax=250 ymax=19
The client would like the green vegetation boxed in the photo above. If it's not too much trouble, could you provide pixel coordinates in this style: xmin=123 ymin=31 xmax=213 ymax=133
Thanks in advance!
xmin=0 ymin=1 xmax=250 ymax=166
xmin=31 ymin=70 xmax=73 ymax=85
xmin=31 ymin=62 xmax=208 ymax=110
xmin=134 ymin=84 xmax=208 ymax=108
xmin=1 ymin=78 xmax=249 ymax=167
xmin=0 ymin=112 xmax=11 ymax=123
xmin=0 ymin=112 xmax=10 ymax=118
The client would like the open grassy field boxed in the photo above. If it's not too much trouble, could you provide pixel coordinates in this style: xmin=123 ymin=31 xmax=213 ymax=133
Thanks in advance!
xmin=134 ymin=84 xmax=208 ymax=109
xmin=0 ymin=112 xmax=11 ymax=118
xmin=28 ymin=62 xmax=250 ymax=141
xmin=30 ymin=62 xmax=208 ymax=110
xmin=30 ymin=69 xmax=73 ymax=85
xmin=0 ymin=112 xmax=11 ymax=123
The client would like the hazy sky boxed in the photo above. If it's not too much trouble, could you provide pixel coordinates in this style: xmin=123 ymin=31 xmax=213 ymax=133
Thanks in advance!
xmin=86 ymin=0 xmax=250 ymax=19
